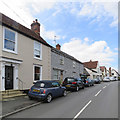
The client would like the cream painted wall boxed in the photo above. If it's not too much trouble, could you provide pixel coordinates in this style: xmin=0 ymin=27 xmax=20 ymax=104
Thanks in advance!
xmin=0 ymin=24 xmax=2 ymax=91
xmin=1 ymin=25 xmax=51 ymax=90
xmin=0 ymin=25 xmax=2 ymax=56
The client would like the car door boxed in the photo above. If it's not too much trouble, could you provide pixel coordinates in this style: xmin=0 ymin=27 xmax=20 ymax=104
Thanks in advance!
xmin=52 ymin=82 xmax=62 ymax=97
xmin=79 ymin=79 xmax=84 ymax=88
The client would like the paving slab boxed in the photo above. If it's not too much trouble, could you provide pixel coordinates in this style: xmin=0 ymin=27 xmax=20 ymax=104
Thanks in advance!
xmin=1 ymin=96 xmax=39 ymax=117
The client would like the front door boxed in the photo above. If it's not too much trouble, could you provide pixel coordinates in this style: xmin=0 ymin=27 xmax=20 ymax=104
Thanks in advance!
xmin=5 ymin=65 xmax=14 ymax=90
xmin=60 ymin=71 xmax=63 ymax=81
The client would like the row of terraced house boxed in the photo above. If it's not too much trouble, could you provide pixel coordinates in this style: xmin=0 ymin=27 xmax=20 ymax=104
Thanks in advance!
xmin=0 ymin=13 xmax=110 ymax=92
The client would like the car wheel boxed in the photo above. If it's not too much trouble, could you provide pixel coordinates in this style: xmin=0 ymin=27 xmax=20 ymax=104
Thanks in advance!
xmin=82 ymin=85 xmax=84 ymax=89
xmin=63 ymin=90 xmax=67 ymax=96
xmin=46 ymin=94 xmax=52 ymax=103
xmin=29 ymin=96 xmax=33 ymax=100
xmin=76 ymin=86 xmax=79 ymax=91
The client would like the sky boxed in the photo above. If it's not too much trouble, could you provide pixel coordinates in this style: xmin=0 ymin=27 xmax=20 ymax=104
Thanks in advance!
xmin=0 ymin=0 xmax=119 ymax=71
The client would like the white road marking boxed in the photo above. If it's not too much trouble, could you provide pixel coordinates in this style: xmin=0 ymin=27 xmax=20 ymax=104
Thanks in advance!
xmin=73 ymin=100 xmax=92 ymax=120
xmin=103 ymin=86 xmax=106 ymax=89
xmin=95 ymin=90 xmax=102 ymax=97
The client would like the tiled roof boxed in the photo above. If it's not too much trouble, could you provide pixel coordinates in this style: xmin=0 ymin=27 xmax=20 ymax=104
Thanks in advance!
xmin=0 ymin=13 xmax=51 ymax=47
xmin=83 ymin=60 xmax=98 ymax=69
xmin=100 ymin=66 xmax=105 ymax=72
xmin=51 ymin=47 xmax=83 ymax=64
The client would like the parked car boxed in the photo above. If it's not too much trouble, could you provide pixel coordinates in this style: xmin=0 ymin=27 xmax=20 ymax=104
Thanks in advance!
xmin=28 ymin=80 xmax=67 ymax=103
xmin=113 ymin=76 xmax=118 ymax=81
xmin=109 ymin=77 xmax=116 ymax=81
xmin=93 ymin=78 xmax=101 ymax=84
xmin=84 ymin=78 xmax=94 ymax=87
xmin=103 ymin=77 xmax=110 ymax=82
xmin=62 ymin=77 xmax=84 ymax=91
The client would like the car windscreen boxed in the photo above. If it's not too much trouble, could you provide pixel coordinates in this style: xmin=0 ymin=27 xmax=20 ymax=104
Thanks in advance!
xmin=34 ymin=82 xmax=51 ymax=88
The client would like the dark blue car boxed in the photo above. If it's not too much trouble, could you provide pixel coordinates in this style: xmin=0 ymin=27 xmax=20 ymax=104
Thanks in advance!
xmin=28 ymin=80 xmax=67 ymax=103
xmin=84 ymin=78 xmax=94 ymax=87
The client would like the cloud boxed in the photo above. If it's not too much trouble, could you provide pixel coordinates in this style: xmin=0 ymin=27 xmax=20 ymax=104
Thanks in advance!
xmin=0 ymin=0 xmax=34 ymax=28
xmin=0 ymin=0 xmax=62 ymax=42
xmin=69 ymin=1 xmax=118 ymax=27
xmin=61 ymin=38 xmax=117 ymax=66
xmin=0 ymin=0 xmax=57 ymax=28
xmin=40 ymin=24 xmax=61 ymax=41
xmin=84 ymin=37 xmax=89 ymax=42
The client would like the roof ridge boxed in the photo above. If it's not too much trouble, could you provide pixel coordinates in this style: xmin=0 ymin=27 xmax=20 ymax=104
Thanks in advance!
xmin=0 ymin=13 xmax=51 ymax=47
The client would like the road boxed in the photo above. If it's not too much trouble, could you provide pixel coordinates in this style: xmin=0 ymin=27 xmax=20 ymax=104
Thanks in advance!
xmin=6 ymin=81 xmax=119 ymax=119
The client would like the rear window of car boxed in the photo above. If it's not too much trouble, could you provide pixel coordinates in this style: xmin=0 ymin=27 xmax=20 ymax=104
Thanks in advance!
xmin=67 ymin=78 xmax=76 ymax=83
xmin=34 ymin=82 xmax=51 ymax=88
xmin=52 ymin=82 xmax=60 ymax=87
xmin=87 ymin=79 xmax=91 ymax=82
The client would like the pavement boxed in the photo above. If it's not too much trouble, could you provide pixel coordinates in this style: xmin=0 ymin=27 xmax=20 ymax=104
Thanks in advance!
xmin=1 ymin=81 xmax=119 ymax=119
xmin=1 ymin=96 xmax=39 ymax=118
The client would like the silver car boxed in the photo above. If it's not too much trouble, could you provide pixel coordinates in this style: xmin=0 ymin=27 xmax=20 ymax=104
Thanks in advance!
xmin=109 ymin=77 xmax=115 ymax=81
xmin=103 ymin=77 xmax=110 ymax=82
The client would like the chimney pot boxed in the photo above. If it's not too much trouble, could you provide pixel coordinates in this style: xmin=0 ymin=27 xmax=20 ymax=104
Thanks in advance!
xmin=56 ymin=44 xmax=61 ymax=50
xmin=35 ymin=19 xmax=38 ymax=22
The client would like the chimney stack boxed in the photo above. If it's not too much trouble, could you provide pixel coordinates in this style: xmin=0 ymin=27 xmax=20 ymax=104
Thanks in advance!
xmin=31 ymin=19 xmax=40 ymax=36
xmin=56 ymin=44 xmax=61 ymax=50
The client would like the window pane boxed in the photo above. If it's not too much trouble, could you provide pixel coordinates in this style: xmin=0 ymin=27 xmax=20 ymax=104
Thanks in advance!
xmin=53 ymin=70 xmax=59 ymax=80
xmin=52 ymin=82 xmax=59 ymax=87
xmin=34 ymin=66 xmax=41 ymax=81
xmin=34 ymin=41 xmax=41 ymax=58
xmin=34 ymin=50 xmax=40 ymax=58
xmin=5 ymin=29 xmax=15 ymax=41
xmin=35 ymin=66 xmax=40 ymax=73
xmin=34 ymin=42 xmax=40 ymax=50
xmin=4 ymin=40 xmax=15 ymax=51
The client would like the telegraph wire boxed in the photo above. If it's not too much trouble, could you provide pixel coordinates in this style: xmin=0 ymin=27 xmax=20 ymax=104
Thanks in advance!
xmin=1 ymin=0 xmax=29 ymax=27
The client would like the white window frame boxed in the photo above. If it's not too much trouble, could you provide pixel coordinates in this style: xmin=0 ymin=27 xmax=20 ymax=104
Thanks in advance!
xmin=34 ymin=41 xmax=42 ymax=60
xmin=60 ymin=56 xmax=64 ymax=65
xmin=3 ymin=27 xmax=17 ymax=54
xmin=53 ymin=69 xmax=59 ymax=80
xmin=33 ymin=65 xmax=42 ymax=82
xmin=73 ymin=61 xmax=76 ymax=68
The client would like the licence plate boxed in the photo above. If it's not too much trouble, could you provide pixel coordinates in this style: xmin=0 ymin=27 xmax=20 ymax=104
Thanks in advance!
xmin=66 ymin=85 xmax=70 ymax=87
xmin=33 ymin=89 xmax=40 ymax=92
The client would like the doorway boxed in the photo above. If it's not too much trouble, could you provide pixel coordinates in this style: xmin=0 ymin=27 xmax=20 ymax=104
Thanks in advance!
xmin=5 ymin=65 xmax=14 ymax=90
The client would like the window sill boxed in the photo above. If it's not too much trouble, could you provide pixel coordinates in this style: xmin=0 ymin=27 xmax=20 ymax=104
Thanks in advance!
xmin=34 ymin=57 xmax=42 ymax=61
xmin=2 ymin=49 xmax=18 ymax=55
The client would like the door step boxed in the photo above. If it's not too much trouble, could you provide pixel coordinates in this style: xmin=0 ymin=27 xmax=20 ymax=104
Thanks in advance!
xmin=0 ymin=90 xmax=27 ymax=101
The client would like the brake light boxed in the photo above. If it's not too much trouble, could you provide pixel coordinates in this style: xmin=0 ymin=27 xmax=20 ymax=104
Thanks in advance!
xmin=72 ymin=82 xmax=77 ymax=84
xmin=43 ymin=90 xmax=46 ymax=94
xmin=86 ymin=81 xmax=88 ymax=83
xmin=29 ymin=88 xmax=31 ymax=92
